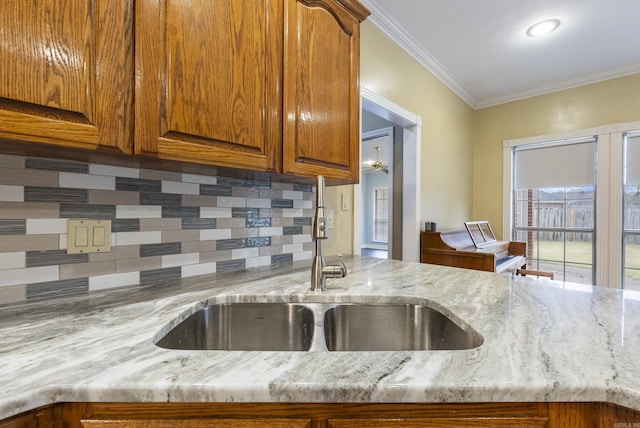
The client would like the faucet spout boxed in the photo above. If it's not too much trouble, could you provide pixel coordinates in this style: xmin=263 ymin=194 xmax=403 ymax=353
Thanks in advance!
xmin=310 ymin=175 xmax=347 ymax=291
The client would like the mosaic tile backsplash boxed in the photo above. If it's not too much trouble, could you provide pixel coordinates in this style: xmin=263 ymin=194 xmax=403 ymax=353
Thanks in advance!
xmin=0 ymin=154 xmax=314 ymax=305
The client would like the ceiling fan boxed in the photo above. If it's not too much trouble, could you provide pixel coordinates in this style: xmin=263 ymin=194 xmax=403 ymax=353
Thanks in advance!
xmin=364 ymin=146 xmax=389 ymax=174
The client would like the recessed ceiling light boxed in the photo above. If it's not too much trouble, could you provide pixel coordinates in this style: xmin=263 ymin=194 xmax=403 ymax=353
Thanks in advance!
xmin=526 ymin=19 xmax=561 ymax=37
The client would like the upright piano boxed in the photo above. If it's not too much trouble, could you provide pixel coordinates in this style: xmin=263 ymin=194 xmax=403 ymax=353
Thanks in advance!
xmin=420 ymin=227 xmax=527 ymax=274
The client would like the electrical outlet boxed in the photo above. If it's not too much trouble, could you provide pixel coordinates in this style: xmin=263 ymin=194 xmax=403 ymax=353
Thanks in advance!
xmin=326 ymin=209 xmax=335 ymax=229
xmin=67 ymin=219 xmax=112 ymax=254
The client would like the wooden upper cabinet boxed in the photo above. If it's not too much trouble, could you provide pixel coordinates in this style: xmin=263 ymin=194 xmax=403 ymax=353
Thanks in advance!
xmin=0 ymin=0 xmax=133 ymax=153
xmin=135 ymin=0 xmax=283 ymax=172
xmin=283 ymin=0 xmax=368 ymax=183
xmin=135 ymin=0 xmax=368 ymax=181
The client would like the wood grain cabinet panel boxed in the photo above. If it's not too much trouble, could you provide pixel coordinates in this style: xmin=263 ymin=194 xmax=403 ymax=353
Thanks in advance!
xmin=135 ymin=0 xmax=368 ymax=182
xmin=0 ymin=0 xmax=133 ymax=153
xmin=134 ymin=0 xmax=283 ymax=172
xmin=283 ymin=0 xmax=366 ymax=183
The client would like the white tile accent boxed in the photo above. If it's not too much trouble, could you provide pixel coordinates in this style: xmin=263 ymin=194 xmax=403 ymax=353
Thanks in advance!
xmin=293 ymin=250 xmax=313 ymax=261
xmin=246 ymin=198 xmax=272 ymax=208
xmin=283 ymin=190 xmax=303 ymax=200
xmin=293 ymin=234 xmax=312 ymax=244
xmin=26 ymin=219 xmax=68 ymax=235
xmin=0 ymin=185 xmax=23 ymax=202
xmin=293 ymin=199 xmax=312 ymax=209
xmin=282 ymin=208 xmax=304 ymax=217
xmin=182 ymin=261 xmax=216 ymax=277
xmin=89 ymin=164 xmax=139 ymax=178
xmin=59 ymin=172 xmax=115 ymax=190
xmin=200 ymin=207 xmax=232 ymax=218
xmin=162 ymin=181 xmax=200 ymax=195
xmin=116 ymin=205 xmax=162 ymax=219
xmin=0 ymin=252 xmax=25 ymax=269
xmin=162 ymin=253 xmax=199 ymax=268
xmin=259 ymin=227 xmax=283 ymax=237
xmin=200 ymin=229 xmax=232 ymax=241
xmin=59 ymin=234 xmax=67 ymax=250
xmin=89 ymin=272 xmax=140 ymax=291
xmin=232 ymin=247 xmax=259 ymax=259
xmin=182 ymin=173 xmax=217 ymax=185
xmin=0 ymin=266 xmax=58 ymax=287
xmin=283 ymin=243 xmax=304 ymax=253
xmin=114 ymin=231 xmax=162 ymax=246
xmin=246 ymin=255 xmax=271 ymax=268
xmin=216 ymin=196 xmax=246 ymax=207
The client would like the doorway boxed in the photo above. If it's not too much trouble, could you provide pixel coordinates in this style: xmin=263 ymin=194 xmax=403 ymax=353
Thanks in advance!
xmin=355 ymin=88 xmax=422 ymax=262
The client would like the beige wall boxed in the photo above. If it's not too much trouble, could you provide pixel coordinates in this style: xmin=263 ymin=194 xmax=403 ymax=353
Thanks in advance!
xmin=473 ymin=73 xmax=640 ymax=237
xmin=326 ymin=22 xmax=475 ymax=256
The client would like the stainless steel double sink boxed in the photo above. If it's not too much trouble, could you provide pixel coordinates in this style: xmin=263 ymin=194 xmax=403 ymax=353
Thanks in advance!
xmin=154 ymin=301 xmax=483 ymax=352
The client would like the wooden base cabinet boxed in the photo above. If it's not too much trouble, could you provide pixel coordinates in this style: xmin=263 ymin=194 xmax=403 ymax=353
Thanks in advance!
xmin=2 ymin=402 xmax=639 ymax=428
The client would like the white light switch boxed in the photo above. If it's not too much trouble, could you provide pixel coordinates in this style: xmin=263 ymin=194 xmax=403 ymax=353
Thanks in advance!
xmin=67 ymin=220 xmax=112 ymax=254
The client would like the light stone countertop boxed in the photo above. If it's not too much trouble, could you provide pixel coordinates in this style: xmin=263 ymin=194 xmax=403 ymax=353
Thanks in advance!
xmin=1 ymin=256 xmax=639 ymax=420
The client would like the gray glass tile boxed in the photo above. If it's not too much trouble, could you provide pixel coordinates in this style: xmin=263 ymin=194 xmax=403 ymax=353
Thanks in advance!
xmin=60 ymin=203 xmax=116 ymax=219
xmin=140 ymin=192 xmax=181 ymax=206
xmin=271 ymin=253 xmax=293 ymax=265
xmin=140 ymin=267 xmax=181 ymax=284
xmin=271 ymin=199 xmax=294 ymax=208
xmin=112 ymin=219 xmax=140 ymax=232
xmin=246 ymin=218 xmax=271 ymax=228
xmin=232 ymin=208 xmax=259 ymax=218
xmin=26 ymin=278 xmax=88 ymax=301
xmin=162 ymin=206 xmax=200 ymax=218
xmin=26 ymin=250 xmax=89 ymax=267
xmin=200 ymin=184 xmax=232 ymax=196
xmin=293 ymin=183 xmax=313 ymax=192
xmin=283 ymin=226 xmax=303 ymax=235
xmin=216 ymin=237 xmax=271 ymax=250
xmin=25 ymin=158 xmax=88 ymax=173
xmin=0 ymin=219 xmax=26 ymax=235
xmin=116 ymin=177 xmax=161 ymax=192
xmin=140 ymin=242 xmax=181 ymax=258
xmin=25 ymin=187 xmax=87 ymax=203
xmin=293 ymin=217 xmax=311 ymax=225
xmin=216 ymin=239 xmax=246 ymax=250
xmin=217 ymin=259 xmax=245 ymax=272
xmin=182 ymin=218 xmax=217 ymax=230
xmin=217 ymin=177 xmax=271 ymax=189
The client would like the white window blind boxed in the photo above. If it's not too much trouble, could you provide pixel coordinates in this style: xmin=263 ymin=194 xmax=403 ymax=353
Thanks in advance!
xmin=625 ymin=133 xmax=640 ymax=185
xmin=514 ymin=139 xmax=596 ymax=189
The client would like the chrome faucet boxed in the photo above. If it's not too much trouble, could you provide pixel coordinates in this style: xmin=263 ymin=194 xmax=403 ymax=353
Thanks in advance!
xmin=310 ymin=175 xmax=347 ymax=291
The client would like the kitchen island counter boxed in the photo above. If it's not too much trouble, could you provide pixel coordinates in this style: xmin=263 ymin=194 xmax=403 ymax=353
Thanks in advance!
xmin=1 ymin=256 xmax=639 ymax=420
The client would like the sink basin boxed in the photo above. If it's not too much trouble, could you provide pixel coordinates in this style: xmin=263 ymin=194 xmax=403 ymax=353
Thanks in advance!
xmin=323 ymin=303 xmax=482 ymax=351
xmin=155 ymin=303 xmax=314 ymax=351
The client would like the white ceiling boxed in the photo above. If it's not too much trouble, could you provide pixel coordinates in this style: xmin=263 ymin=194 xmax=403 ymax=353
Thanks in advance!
xmin=360 ymin=0 xmax=640 ymax=108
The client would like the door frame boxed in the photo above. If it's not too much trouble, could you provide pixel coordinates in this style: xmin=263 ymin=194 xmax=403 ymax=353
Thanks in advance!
xmin=356 ymin=88 xmax=422 ymax=262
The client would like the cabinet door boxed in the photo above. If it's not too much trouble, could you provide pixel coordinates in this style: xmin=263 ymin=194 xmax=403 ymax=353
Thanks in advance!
xmin=0 ymin=0 xmax=133 ymax=153
xmin=135 ymin=0 xmax=283 ymax=172
xmin=81 ymin=418 xmax=310 ymax=428
xmin=283 ymin=0 xmax=368 ymax=183
xmin=327 ymin=417 xmax=549 ymax=427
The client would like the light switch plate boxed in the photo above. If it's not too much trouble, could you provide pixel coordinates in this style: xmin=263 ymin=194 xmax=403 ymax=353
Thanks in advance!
xmin=326 ymin=209 xmax=334 ymax=229
xmin=67 ymin=219 xmax=112 ymax=254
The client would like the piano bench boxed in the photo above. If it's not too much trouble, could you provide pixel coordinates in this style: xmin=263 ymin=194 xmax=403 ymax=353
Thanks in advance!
xmin=516 ymin=269 xmax=554 ymax=280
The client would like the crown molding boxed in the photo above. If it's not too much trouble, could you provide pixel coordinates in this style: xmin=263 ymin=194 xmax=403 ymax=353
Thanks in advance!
xmin=360 ymin=0 xmax=477 ymax=108
xmin=476 ymin=63 xmax=640 ymax=109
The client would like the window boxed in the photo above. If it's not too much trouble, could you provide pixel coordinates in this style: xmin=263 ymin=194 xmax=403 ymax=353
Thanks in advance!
xmin=623 ymin=132 xmax=640 ymax=291
xmin=512 ymin=139 xmax=597 ymax=284
xmin=504 ymin=121 xmax=640 ymax=289
xmin=373 ymin=187 xmax=388 ymax=243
